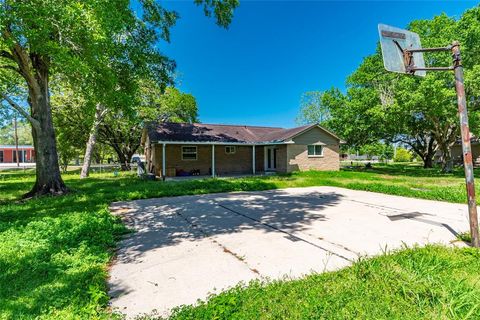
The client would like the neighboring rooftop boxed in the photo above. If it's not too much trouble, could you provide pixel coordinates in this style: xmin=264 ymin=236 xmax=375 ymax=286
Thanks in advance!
xmin=144 ymin=122 xmax=340 ymax=144
xmin=0 ymin=145 xmax=34 ymax=148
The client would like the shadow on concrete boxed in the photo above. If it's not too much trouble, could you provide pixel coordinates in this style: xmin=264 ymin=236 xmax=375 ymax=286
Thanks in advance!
xmin=387 ymin=211 xmax=459 ymax=238
xmin=110 ymin=190 xmax=343 ymax=265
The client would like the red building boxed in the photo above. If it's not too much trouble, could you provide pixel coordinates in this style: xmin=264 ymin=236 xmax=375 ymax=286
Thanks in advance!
xmin=0 ymin=145 xmax=35 ymax=163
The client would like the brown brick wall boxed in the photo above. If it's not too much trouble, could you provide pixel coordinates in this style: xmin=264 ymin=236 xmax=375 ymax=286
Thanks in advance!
xmin=255 ymin=146 xmax=265 ymax=173
xmin=148 ymin=142 xmax=339 ymax=176
xmin=215 ymin=145 xmax=253 ymax=175
xmin=286 ymin=144 xmax=340 ymax=172
xmin=152 ymin=144 xmax=262 ymax=176
xmin=275 ymin=145 xmax=288 ymax=173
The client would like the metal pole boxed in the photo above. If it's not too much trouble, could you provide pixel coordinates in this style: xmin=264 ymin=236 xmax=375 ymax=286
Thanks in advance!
xmin=452 ymin=41 xmax=480 ymax=247
xmin=13 ymin=114 xmax=19 ymax=167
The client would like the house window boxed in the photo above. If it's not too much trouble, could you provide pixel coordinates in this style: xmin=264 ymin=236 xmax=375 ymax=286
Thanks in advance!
xmin=0 ymin=151 xmax=3 ymax=163
xmin=182 ymin=146 xmax=197 ymax=160
xmin=13 ymin=150 xmax=26 ymax=162
xmin=225 ymin=146 xmax=236 ymax=154
xmin=307 ymin=145 xmax=323 ymax=157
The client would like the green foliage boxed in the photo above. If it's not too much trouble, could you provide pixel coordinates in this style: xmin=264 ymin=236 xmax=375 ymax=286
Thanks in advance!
xmin=0 ymin=0 xmax=238 ymax=193
xmin=95 ymin=85 xmax=199 ymax=166
xmin=359 ymin=142 xmax=394 ymax=160
xmin=194 ymin=0 xmax=240 ymax=28
xmin=457 ymin=231 xmax=472 ymax=243
xmin=167 ymin=246 xmax=480 ymax=320
xmin=300 ymin=6 xmax=480 ymax=170
xmin=1 ymin=164 xmax=480 ymax=318
xmin=296 ymin=91 xmax=330 ymax=125
xmin=394 ymin=148 xmax=413 ymax=163
xmin=51 ymin=77 xmax=199 ymax=169
xmin=0 ymin=120 xmax=32 ymax=145
xmin=57 ymin=140 xmax=79 ymax=172
xmin=139 ymin=86 xmax=199 ymax=123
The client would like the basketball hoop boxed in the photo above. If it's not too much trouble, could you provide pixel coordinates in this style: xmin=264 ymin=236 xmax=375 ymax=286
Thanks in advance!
xmin=377 ymin=23 xmax=480 ymax=247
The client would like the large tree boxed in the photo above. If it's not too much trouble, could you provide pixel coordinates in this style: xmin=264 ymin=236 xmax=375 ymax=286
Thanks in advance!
xmin=296 ymin=91 xmax=330 ymax=125
xmin=52 ymin=85 xmax=199 ymax=170
xmin=298 ymin=7 xmax=480 ymax=171
xmin=0 ymin=0 xmax=238 ymax=197
xmin=97 ymin=86 xmax=199 ymax=170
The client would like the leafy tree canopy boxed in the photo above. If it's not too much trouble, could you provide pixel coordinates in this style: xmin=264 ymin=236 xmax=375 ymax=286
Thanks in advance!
xmin=0 ymin=0 xmax=238 ymax=196
xmin=296 ymin=5 xmax=480 ymax=170
xmin=0 ymin=120 xmax=32 ymax=145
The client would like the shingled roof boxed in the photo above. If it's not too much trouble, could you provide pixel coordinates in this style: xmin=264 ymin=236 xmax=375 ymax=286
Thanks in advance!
xmin=144 ymin=122 xmax=341 ymax=144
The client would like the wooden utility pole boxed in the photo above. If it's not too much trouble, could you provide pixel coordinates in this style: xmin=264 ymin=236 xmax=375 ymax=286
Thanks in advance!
xmin=14 ymin=114 xmax=19 ymax=167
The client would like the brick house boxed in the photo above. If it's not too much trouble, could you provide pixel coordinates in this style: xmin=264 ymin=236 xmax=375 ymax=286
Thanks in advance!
xmin=142 ymin=122 xmax=343 ymax=178
xmin=440 ymin=138 xmax=480 ymax=166
xmin=0 ymin=145 xmax=35 ymax=163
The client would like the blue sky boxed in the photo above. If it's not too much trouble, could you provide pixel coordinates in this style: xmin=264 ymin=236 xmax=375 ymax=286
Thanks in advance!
xmin=160 ymin=0 xmax=477 ymax=128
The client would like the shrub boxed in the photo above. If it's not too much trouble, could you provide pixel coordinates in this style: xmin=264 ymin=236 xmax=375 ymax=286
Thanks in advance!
xmin=393 ymin=148 xmax=412 ymax=162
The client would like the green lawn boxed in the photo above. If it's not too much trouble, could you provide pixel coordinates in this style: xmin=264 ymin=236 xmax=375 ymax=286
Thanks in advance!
xmin=0 ymin=164 xmax=478 ymax=319
xmin=167 ymin=245 xmax=480 ymax=320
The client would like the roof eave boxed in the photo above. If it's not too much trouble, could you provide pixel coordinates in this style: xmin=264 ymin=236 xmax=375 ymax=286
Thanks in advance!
xmin=287 ymin=124 xmax=343 ymax=142
xmin=151 ymin=140 xmax=292 ymax=146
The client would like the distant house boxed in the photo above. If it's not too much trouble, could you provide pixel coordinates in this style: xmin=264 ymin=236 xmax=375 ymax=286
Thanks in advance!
xmin=0 ymin=145 xmax=35 ymax=163
xmin=142 ymin=122 xmax=343 ymax=178
xmin=437 ymin=138 xmax=480 ymax=166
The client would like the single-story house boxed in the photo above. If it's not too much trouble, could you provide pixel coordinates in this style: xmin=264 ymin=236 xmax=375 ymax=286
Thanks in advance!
xmin=142 ymin=122 xmax=343 ymax=178
xmin=442 ymin=138 xmax=480 ymax=166
xmin=0 ymin=145 xmax=35 ymax=163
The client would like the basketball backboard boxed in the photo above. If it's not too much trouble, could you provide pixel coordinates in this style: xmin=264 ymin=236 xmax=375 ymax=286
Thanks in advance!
xmin=378 ymin=24 xmax=426 ymax=77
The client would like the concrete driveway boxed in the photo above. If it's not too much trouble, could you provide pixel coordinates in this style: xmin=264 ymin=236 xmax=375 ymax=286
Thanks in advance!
xmin=108 ymin=186 xmax=469 ymax=318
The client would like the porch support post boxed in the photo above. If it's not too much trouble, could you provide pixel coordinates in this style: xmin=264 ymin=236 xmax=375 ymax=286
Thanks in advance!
xmin=264 ymin=145 xmax=268 ymax=171
xmin=211 ymin=144 xmax=215 ymax=177
xmin=162 ymin=143 xmax=166 ymax=180
xmin=252 ymin=145 xmax=256 ymax=175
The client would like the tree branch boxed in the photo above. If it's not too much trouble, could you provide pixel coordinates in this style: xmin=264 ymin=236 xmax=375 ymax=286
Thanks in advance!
xmin=0 ymin=93 xmax=40 ymax=129
xmin=0 ymin=64 xmax=20 ymax=73
xmin=0 ymin=50 xmax=15 ymax=61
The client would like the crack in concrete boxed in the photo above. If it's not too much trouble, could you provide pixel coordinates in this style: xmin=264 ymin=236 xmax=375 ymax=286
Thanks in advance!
xmin=216 ymin=203 xmax=354 ymax=262
xmin=174 ymin=211 xmax=261 ymax=276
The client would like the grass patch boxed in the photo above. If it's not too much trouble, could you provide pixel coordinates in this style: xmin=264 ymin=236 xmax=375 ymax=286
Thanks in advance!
xmin=0 ymin=164 xmax=478 ymax=318
xmin=457 ymin=230 xmax=480 ymax=243
xmin=166 ymin=245 xmax=480 ymax=320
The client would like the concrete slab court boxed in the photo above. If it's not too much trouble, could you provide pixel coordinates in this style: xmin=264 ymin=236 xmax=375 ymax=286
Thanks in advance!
xmin=108 ymin=186 xmax=470 ymax=318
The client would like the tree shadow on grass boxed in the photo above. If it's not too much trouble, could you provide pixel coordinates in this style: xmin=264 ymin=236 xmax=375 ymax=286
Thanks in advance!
xmin=0 ymin=174 xmax=287 ymax=318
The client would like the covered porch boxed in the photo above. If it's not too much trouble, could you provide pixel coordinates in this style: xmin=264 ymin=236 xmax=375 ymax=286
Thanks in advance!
xmin=145 ymin=142 xmax=286 ymax=179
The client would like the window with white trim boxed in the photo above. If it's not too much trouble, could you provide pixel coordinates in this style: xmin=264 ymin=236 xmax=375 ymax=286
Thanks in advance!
xmin=225 ymin=146 xmax=236 ymax=154
xmin=182 ymin=146 xmax=197 ymax=160
xmin=307 ymin=145 xmax=323 ymax=157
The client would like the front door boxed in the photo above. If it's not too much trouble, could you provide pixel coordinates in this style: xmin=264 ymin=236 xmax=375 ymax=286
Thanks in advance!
xmin=265 ymin=147 xmax=277 ymax=171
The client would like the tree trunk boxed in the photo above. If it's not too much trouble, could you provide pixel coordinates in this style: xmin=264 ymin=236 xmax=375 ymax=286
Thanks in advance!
xmin=116 ymin=150 xmax=133 ymax=171
xmin=25 ymin=67 xmax=68 ymax=197
xmin=3 ymin=36 xmax=66 ymax=197
xmin=423 ymin=155 xmax=433 ymax=168
xmin=423 ymin=137 xmax=436 ymax=169
xmin=97 ymin=121 xmax=141 ymax=172
xmin=439 ymin=144 xmax=453 ymax=173
xmin=80 ymin=104 xmax=106 ymax=179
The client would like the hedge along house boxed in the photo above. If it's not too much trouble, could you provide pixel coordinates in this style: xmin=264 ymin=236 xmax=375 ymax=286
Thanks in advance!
xmin=142 ymin=122 xmax=343 ymax=178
